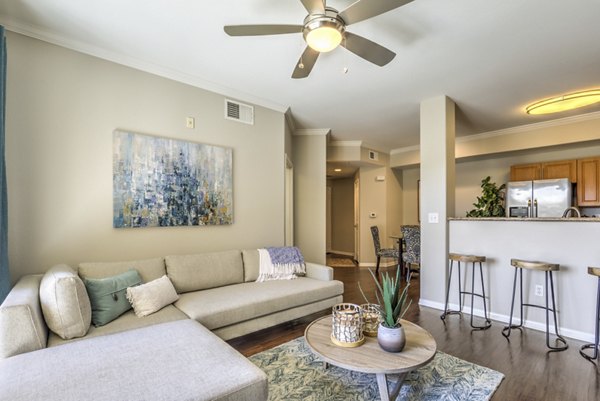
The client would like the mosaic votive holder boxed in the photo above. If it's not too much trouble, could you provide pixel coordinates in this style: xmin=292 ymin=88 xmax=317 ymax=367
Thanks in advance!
xmin=331 ymin=303 xmax=365 ymax=347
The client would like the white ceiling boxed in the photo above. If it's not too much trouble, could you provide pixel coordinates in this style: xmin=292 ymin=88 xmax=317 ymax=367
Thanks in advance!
xmin=1 ymin=0 xmax=599 ymax=151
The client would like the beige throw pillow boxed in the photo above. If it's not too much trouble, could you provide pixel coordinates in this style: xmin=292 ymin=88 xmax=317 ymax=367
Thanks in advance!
xmin=126 ymin=275 xmax=179 ymax=317
xmin=39 ymin=264 xmax=92 ymax=340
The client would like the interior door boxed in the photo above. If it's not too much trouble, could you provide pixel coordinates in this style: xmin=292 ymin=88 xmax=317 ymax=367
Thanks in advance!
xmin=353 ymin=177 xmax=360 ymax=262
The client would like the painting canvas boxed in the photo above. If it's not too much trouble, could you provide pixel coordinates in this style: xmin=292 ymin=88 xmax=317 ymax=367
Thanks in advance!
xmin=113 ymin=130 xmax=233 ymax=228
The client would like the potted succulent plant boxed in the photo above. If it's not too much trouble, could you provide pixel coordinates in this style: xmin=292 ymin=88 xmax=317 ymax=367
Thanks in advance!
xmin=360 ymin=267 xmax=412 ymax=352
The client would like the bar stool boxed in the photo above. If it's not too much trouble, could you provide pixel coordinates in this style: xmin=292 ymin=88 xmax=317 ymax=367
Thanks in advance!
xmin=502 ymin=259 xmax=568 ymax=351
xmin=580 ymin=266 xmax=600 ymax=361
xmin=440 ymin=253 xmax=492 ymax=330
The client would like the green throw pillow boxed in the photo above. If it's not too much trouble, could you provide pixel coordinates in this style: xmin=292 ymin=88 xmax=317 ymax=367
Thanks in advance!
xmin=84 ymin=269 xmax=142 ymax=326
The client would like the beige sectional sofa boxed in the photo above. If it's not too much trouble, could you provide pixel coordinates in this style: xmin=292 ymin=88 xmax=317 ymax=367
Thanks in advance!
xmin=0 ymin=249 xmax=344 ymax=401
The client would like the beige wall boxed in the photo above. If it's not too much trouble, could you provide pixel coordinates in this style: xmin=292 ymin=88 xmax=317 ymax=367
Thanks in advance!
xmin=386 ymin=168 xmax=403 ymax=238
xmin=329 ymin=178 xmax=354 ymax=255
xmin=293 ymin=133 xmax=327 ymax=264
xmin=5 ymin=32 xmax=287 ymax=282
xmin=359 ymin=164 xmax=388 ymax=264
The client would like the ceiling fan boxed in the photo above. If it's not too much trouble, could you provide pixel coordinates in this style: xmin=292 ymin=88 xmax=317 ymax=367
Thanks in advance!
xmin=224 ymin=0 xmax=414 ymax=79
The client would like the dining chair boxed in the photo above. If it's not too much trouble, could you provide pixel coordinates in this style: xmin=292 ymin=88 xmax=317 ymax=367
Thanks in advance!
xmin=370 ymin=226 xmax=399 ymax=275
xmin=401 ymin=225 xmax=420 ymax=280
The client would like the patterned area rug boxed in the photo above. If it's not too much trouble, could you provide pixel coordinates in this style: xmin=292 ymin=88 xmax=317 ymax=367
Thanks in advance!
xmin=249 ymin=337 xmax=504 ymax=401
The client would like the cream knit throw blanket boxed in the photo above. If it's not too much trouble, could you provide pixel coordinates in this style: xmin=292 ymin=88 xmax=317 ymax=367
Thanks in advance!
xmin=256 ymin=247 xmax=306 ymax=282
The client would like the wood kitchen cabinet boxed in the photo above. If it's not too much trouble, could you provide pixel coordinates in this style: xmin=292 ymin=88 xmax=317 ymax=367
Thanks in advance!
xmin=510 ymin=159 xmax=577 ymax=182
xmin=577 ymin=157 xmax=600 ymax=206
xmin=510 ymin=163 xmax=541 ymax=181
xmin=541 ymin=159 xmax=577 ymax=182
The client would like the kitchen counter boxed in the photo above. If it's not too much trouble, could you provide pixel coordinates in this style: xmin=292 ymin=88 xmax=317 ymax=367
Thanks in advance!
xmin=429 ymin=218 xmax=600 ymax=343
xmin=449 ymin=217 xmax=600 ymax=222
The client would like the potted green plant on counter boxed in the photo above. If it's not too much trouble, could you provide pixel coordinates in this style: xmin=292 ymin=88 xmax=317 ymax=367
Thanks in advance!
xmin=466 ymin=176 xmax=506 ymax=217
xmin=361 ymin=267 xmax=412 ymax=352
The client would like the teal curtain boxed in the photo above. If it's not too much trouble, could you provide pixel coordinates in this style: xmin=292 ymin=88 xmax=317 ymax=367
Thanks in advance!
xmin=0 ymin=26 xmax=9 ymax=302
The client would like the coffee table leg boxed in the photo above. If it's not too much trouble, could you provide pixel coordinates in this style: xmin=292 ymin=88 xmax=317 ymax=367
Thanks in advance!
xmin=376 ymin=372 xmax=408 ymax=401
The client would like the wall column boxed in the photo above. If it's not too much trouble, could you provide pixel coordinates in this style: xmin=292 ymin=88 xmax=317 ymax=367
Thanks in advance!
xmin=419 ymin=96 xmax=455 ymax=305
xmin=293 ymin=129 xmax=329 ymax=264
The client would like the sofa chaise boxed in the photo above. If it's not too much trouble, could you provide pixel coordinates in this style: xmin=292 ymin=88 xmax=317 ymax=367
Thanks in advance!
xmin=0 ymin=249 xmax=344 ymax=401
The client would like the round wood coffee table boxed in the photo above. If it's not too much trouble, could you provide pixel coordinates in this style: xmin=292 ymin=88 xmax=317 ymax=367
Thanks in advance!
xmin=305 ymin=315 xmax=437 ymax=401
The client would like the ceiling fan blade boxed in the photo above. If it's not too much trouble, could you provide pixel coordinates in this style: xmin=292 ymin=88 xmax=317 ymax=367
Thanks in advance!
xmin=292 ymin=46 xmax=320 ymax=79
xmin=339 ymin=0 xmax=414 ymax=25
xmin=224 ymin=25 xmax=303 ymax=36
xmin=299 ymin=0 xmax=325 ymax=14
xmin=342 ymin=32 xmax=396 ymax=66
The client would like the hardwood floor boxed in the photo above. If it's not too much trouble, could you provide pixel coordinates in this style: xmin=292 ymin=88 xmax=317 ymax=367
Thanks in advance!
xmin=227 ymin=265 xmax=600 ymax=401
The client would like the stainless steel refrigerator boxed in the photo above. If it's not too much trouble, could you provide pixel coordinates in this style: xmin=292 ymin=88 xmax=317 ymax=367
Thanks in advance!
xmin=506 ymin=178 xmax=572 ymax=218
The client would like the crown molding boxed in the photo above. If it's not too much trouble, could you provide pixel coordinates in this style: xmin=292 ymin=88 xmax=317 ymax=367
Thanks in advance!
xmin=294 ymin=129 xmax=330 ymax=136
xmin=457 ymin=110 xmax=600 ymax=144
xmin=329 ymin=140 xmax=363 ymax=147
xmin=390 ymin=110 xmax=600 ymax=154
xmin=0 ymin=17 xmax=289 ymax=114
xmin=284 ymin=108 xmax=296 ymax=132
xmin=390 ymin=145 xmax=420 ymax=155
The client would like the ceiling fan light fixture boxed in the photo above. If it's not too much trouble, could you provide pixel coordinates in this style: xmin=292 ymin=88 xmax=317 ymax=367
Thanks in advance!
xmin=306 ymin=25 xmax=343 ymax=52
xmin=526 ymin=89 xmax=600 ymax=115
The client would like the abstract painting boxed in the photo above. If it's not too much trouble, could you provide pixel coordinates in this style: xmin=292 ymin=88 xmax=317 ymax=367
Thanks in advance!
xmin=113 ymin=130 xmax=233 ymax=228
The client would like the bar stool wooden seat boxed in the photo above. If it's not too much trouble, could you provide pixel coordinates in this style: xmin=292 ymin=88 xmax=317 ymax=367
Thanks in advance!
xmin=580 ymin=266 xmax=600 ymax=361
xmin=440 ymin=253 xmax=492 ymax=330
xmin=502 ymin=258 xmax=568 ymax=351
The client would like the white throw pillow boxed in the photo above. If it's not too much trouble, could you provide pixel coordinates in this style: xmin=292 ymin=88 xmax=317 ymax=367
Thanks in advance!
xmin=39 ymin=264 xmax=92 ymax=340
xmin=126 ymin=275 xmax=179 ymax=317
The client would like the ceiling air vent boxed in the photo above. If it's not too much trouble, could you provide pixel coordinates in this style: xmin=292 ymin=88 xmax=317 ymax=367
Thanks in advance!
xmin=368 ymin=150 xmax=379 ymax=161
xmin=225 ymin=99 xmax=254 ymax=125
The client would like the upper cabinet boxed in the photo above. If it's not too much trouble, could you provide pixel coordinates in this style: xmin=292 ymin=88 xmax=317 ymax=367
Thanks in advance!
xmin=510 ymin=159 xmax=577 ymax=182
xmin=541 ymin=159 xmax=577 ymax=182
xmin=510 ymin=163 xmax=542 ymax=181
xmin=577 ymin=157 xmax=600 ymax=206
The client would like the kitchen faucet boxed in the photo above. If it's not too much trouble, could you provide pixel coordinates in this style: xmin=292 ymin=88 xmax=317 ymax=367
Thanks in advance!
xmin=562 ymin=206 xmax=581 ymax=218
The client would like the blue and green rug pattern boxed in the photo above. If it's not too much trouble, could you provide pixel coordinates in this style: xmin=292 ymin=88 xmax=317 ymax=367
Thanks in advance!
xmin=249 ymin=337 xmax=504 ymax=401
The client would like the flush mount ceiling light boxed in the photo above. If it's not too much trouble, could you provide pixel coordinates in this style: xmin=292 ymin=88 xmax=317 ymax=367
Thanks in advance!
xmin=526 ymin=89 xmax=600 ymax=115
xmin=334 ymin=168 xmax=342 ymax=172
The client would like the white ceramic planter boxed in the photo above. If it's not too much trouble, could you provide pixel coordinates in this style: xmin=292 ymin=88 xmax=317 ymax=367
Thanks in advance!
xmin=377 ymin=323 xmax=406 ymax=352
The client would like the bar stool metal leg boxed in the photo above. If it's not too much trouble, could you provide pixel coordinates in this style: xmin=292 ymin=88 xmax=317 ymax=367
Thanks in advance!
xmin=546 ymin=271 xmax=568 ymax=351
xmin=441 ymin=260 xmax=462 ymax=320
xmin=469 ymin=260 xmax=492 ymax=330
xmin=502 ymin=268 xmax=524 ymax=338
xmin=580 ymin=276 xmax=600 ymax=361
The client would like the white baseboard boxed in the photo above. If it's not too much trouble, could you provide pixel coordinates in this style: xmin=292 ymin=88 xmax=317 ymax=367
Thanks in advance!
xmin=328 ymin=250 xmax=354 ymax=257
xmin=359 ymin=261 xmax=398 ymax=268
xmin=418 ymin=298 xmax=595 ymax=343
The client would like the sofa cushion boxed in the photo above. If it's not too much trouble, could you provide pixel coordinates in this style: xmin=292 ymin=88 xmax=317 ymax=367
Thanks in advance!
xmin=166 ymin=250 xmax=244 ymax=293
xmin=78 ymin=257 xmax=165 ymax=284
xmin=175 ymin=277 xmax=344 ymax=330
xmin=39 ymin=265 xmax=92 ymax=340
xmin=47 ymin=305 xmax=187 ymax=348
xmin=126 ymin=275 xmax=179 ymax=317
xmin=84 ymin=269 xmax=142 ymax=326
xmin=242 ymin=249 xmax=260 ymax=282
xmin=2 ymin=320 xmax=268 ymax=401
xmin=0 ymin=275 xmax=48 ymax=359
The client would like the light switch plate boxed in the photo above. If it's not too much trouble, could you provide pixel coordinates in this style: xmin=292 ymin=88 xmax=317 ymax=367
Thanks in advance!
xmin=186 ymin=117 xmax=195 ymax=129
